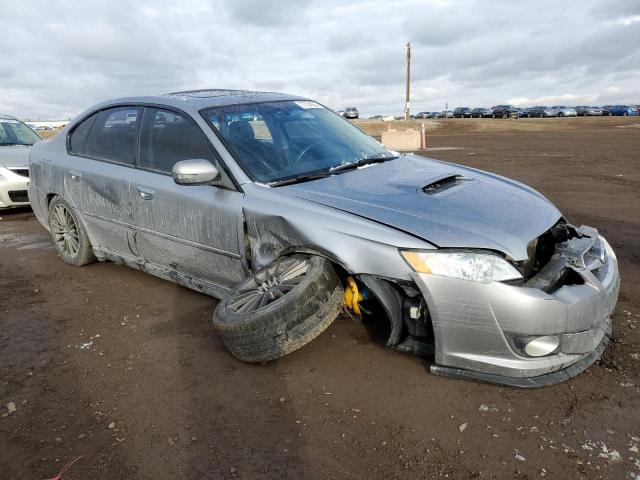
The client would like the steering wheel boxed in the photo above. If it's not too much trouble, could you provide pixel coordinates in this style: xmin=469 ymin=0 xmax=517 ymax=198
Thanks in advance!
xmin=294 ymin=143 xmax=320 ymax=164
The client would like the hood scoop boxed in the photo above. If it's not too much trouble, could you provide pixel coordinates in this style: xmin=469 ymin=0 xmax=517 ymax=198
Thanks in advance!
xmin=422 ymin=174 xmax=473 ymax=196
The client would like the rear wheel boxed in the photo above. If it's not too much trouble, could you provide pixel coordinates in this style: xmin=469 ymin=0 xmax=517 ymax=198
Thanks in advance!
xmin=48 ymin=196 xmax=96 ymax=266
xmin=213 ymin=255 xmax=343 ymax=363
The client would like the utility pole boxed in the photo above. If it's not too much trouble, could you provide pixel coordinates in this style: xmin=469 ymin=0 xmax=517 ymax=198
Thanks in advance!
xmin=404 ymin=42 xmax=411 ymax=120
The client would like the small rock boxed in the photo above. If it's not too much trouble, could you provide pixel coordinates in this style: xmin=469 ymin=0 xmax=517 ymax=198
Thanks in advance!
xmin=78 ymin=434 xmax=86 ymax=440
xmin=191 ymin=436 xmax=197 ymax=443
xmin=54 ymin=437 xmax=62 ymax=443
xmin=6 ymin=402 xmax=16 ymax=414
xmin=515 ymin=454 xmax=526 ymax=461
xmin=279 ymin=397 xmax=286 ymax=404
xmin=458 ymin=422 xmax=468 ymax=432
xmin=230 ymin=467 xmax=238 ymax=474
xmin=108 ymin=421 xmax=116 ymax=429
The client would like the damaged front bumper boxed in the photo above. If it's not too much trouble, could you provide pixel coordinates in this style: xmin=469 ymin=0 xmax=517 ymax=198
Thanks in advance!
xmin=411 ymin=228 xmax=619 ymax=387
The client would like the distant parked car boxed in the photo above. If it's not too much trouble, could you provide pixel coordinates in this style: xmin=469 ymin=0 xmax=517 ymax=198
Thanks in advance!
xmin=575 ymin=106 xmax=603 ymax=116
xmin=336 ymin=110 xmax=346 ymax=117
xmin=344 ymin=107 xmax=359 ymax=119
xmin=491 ymin=105 xmax=519 ymax=118
xmin=516 ymin=108 xmax=530 ymax=118
xmin=441 ymin=110 xmax=454 ymax=118
xmin=427 ymin=112 xmax=441 ymax=119
xmin=529 ymin=106 xmax=556 ymax=118
xmin=369 ymin=114 xmax=383 ymax=120
xmin=470 ymin=108 xmax=493 ymax=118
xmin=606 ymin=105 xmax=639 ymax=116
xmin=552 ymin=106 xmax=577 ymax=117
xmin=415 ymin=112 xmax=430 ymax=119
xmin=0 ymin=114 xmax=42 ymax=208
xmin=453 ymin=107 xmax=472 ymax=118
xmin=601 ymin=106 xmax=614 ymax=116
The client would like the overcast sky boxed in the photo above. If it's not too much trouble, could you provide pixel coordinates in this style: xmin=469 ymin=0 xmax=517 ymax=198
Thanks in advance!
xmin=2 ymin=0 xmax=639 ymax=119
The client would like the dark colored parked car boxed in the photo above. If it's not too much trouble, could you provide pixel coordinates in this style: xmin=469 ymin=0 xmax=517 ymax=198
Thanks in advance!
xmin=344 ymin=107 xmax=359 ymax=119
xmin=453 ymin=107 xmax=472 ymax=118
xmin=491 ymin=105 xmax=519 ymax=118
xmin=529 ymin=106 xmax=557 ymax=118
xmin=471 ymin=108 xmax=493 ymax=118
xmin=415 ymin=112 xmax=430 ymax=119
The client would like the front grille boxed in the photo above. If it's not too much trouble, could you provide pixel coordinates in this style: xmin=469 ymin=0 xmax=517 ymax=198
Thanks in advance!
xmin=8 ymin=190 xmax=29 ymax=203
xmin=8 ymin=168 xmax=29 ymax=178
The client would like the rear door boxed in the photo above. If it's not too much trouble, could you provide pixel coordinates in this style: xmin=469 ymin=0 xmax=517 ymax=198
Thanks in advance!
xmin=127 ymin=107 xmax=246 ymax=290
xmin=64 ymin=106 xmax=141 ymax=256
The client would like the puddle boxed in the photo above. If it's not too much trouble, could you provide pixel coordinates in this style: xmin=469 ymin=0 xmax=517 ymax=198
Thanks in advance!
xmin=0 ymin=232 xmax=53 ymax=250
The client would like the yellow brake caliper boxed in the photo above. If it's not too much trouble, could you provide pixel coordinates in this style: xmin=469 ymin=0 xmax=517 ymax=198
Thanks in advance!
xmin=344 ymin=276 xmax=363 ymax=315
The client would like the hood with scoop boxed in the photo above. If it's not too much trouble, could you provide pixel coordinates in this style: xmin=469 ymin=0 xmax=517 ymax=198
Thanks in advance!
xmin=279 ymin=154 xmax=561 ymax=261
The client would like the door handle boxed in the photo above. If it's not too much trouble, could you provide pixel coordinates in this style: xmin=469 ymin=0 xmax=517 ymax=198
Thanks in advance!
xmin=136 ymin=185 xmax=154 ymax=200
xmin=69 ymin=171 xmax=82 ymax=182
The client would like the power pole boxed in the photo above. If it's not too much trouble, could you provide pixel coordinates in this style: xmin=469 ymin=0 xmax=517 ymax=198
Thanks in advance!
xmin=404 ymin=42 xmax=411 ymax=120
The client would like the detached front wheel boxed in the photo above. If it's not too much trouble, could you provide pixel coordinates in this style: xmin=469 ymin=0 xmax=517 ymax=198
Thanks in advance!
xmin=213 ymin=255 xmax=343 ymax=363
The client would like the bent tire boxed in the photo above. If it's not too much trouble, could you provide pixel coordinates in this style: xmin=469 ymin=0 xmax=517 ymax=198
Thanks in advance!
xmin=48 ymin=196 xmax=96 ymax=266
xmin=213 ymin=255 xmax=343 ymax=363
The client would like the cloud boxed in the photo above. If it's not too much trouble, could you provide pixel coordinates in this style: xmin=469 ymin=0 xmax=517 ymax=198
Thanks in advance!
xmin=0 ymin=0 xmax=638 ymax=119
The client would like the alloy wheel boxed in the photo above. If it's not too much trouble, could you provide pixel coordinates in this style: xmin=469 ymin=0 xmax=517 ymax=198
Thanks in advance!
xmin=227 ymin=257 xmax=310 ymax=313
xmin=51 ymin=203 xmax=80 ymax=257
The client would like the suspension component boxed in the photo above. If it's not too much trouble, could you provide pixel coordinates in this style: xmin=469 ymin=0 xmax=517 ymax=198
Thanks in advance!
xmin=344 ymin=276 xmax=363 ymax=315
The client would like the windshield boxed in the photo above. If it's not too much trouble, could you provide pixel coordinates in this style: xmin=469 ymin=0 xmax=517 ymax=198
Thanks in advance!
xmin=0 ymin=119 xmax=42 ymax=146
xmin=202 ymin=100 xmax=394 ymax=183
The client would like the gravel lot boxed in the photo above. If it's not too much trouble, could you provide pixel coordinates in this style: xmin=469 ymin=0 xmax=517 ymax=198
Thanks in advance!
xmin=1 ymin=117 xmax=639 ymax=479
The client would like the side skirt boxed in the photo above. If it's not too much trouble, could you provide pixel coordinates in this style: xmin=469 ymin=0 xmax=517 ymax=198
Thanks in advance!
xmin=94 ymin=246 xmax=231 ymax=300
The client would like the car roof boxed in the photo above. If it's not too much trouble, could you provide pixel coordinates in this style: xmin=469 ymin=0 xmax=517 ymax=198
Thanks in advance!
xmin=67 ymin=89 xmax=311 ymax=127
xmin=86 ymin=89 xmax=308 ymax=116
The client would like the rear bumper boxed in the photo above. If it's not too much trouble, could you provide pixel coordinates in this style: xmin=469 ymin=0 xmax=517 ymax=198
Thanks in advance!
xmin=0 ymin=167 xmax=30 ymax=208
xmin=412 ymin=233 xmax=619 ymax=386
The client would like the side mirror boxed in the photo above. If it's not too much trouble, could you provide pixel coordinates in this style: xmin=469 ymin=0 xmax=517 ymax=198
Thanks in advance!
xmin=172 ymin=159 xmax=220 ymax=186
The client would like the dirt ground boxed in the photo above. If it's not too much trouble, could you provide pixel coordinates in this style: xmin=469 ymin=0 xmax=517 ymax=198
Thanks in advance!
xmin=1 ymin=117 xmax=639 ymax=479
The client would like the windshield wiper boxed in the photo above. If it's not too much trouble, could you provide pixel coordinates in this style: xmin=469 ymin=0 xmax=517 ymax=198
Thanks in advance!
xmin=329 ymin=155 xmax=398 ymax=173
xmin=0 ymin=142 xmax=31 ymax=146
xmin=269 ymin=171 xmax=334 ymax=187
xmin=269 ymin=155 xmax=398 ymax=187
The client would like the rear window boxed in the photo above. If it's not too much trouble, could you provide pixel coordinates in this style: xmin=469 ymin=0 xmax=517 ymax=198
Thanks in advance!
xmin=83 ymin=107 xmax=140 ymax=165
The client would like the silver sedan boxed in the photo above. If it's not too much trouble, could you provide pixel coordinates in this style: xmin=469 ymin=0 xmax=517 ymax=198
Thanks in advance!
xmin=28 ymin=90 xmax=619 ymax=387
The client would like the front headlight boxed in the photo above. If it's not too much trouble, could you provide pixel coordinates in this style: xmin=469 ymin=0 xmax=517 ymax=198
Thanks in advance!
xmin=400 ymin=250 xmax=523 ymax=284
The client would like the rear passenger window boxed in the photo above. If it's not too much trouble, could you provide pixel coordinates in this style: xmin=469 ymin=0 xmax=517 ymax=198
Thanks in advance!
xmin=139 ymin=108 xmax=215 ymax=173
xmin=84 ymin=107 xmax=139 ymax=165
xmin=69 ymin=114 xmax=97 ymax=154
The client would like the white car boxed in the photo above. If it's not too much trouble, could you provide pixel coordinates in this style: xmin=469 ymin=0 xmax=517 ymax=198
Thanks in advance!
xmin=0 ymin=114 xmax=42 ymax=208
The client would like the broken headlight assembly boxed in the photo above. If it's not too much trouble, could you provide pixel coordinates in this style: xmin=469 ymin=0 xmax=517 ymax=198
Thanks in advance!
xmin=400 ymin=250 xmax=523 ymax=284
